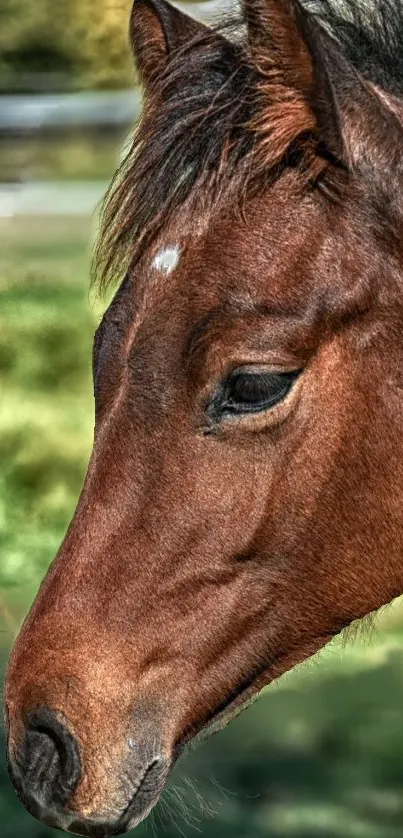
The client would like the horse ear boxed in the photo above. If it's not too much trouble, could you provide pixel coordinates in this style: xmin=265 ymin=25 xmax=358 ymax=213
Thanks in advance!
xmin=130 ymin=0 xmax=210 ymax=90
xmin=243 ymin=0 xmax=402 ymax=180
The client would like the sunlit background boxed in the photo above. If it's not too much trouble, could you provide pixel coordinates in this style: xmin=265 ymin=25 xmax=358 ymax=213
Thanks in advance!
xmin=2 ymin=1 xmax=403 ymax=836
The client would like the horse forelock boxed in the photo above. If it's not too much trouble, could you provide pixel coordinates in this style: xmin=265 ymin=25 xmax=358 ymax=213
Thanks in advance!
xmin=93 ymin=0 xmax=403 ymax=295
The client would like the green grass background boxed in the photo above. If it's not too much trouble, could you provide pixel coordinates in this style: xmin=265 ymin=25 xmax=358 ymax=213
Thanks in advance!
xmin=2 ymin=216 xmax=403 ymax=838
xmin=0 ymin=133 xmax=125 ymax=183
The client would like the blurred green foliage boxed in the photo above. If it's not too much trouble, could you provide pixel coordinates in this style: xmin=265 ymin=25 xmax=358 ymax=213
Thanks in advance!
xmin=0 ymin=218 xmax=96 ymax=612
xmin=0 ymin=132 xmax=125 ymax=183
xmin=2 ymin=216 xmax=403 ymax=838
xmin=0 ymin=0 xmax=133 ymax=91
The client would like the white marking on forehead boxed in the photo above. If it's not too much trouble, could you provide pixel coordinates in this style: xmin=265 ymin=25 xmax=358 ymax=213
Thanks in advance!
xmin=151 ymin=245 xmax=181 ymax=275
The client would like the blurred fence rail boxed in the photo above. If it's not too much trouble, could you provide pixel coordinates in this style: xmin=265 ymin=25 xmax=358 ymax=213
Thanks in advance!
xmin=0 ymin=0 xmax=231 ymax=130
xmin=0 ymin=90 xmax=141 ymax=133
xmin=0 ymin=181 xmax=107 ymax=217
xmin=0 ymin=0 xmax=231 ymax=215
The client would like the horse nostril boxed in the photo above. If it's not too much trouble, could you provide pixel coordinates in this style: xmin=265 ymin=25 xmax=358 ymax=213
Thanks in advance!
xmin=11 ymin=708 xmax=81 ymax=812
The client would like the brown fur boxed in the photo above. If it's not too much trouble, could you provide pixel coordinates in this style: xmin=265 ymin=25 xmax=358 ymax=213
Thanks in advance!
xmin=5 ymin=1 xmax=403 ymax=836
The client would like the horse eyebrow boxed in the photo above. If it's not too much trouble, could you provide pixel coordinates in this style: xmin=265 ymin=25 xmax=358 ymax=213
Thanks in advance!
xmin=186 ymin=300 xmax=308 ymax=362
xmin=185 ymin=307 xmax=223 ymax=361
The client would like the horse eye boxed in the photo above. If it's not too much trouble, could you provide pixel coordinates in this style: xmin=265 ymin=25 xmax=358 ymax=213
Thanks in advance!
xmin=209 ymin=368 xmax=300 ymax=420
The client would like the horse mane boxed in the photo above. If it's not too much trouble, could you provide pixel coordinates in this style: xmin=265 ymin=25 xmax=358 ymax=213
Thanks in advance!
xmin=93 ymin=0 xmax=403 ymax=292
xmin=309 ymin=0 xmax=403 ymax=98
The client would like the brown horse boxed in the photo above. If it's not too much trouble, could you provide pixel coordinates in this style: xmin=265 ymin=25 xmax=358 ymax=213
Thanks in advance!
xmin=5 ymin=0 xmax=403 ymax=834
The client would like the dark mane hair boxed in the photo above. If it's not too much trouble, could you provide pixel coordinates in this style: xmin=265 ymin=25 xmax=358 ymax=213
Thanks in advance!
xmin=94 ymin=0 xmax=403 ymax=292
xmin=310 ymin=0 xmax=403 ymax=97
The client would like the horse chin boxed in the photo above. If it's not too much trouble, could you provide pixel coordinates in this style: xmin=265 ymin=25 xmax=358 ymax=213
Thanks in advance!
xmin=113 ymin=690 xmax=261 ymax=834
xmin=119 ymin=757 xmax=170 ymax=834
xmin=120 ymin=796 xmax=164 ymax=835
xmin=117 ymin=680 xmax=263 ymax=833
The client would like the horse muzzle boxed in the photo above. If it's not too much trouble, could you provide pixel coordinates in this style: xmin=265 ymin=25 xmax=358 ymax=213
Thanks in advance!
xmin=6 ymin=705 xmax=170 ymax=836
